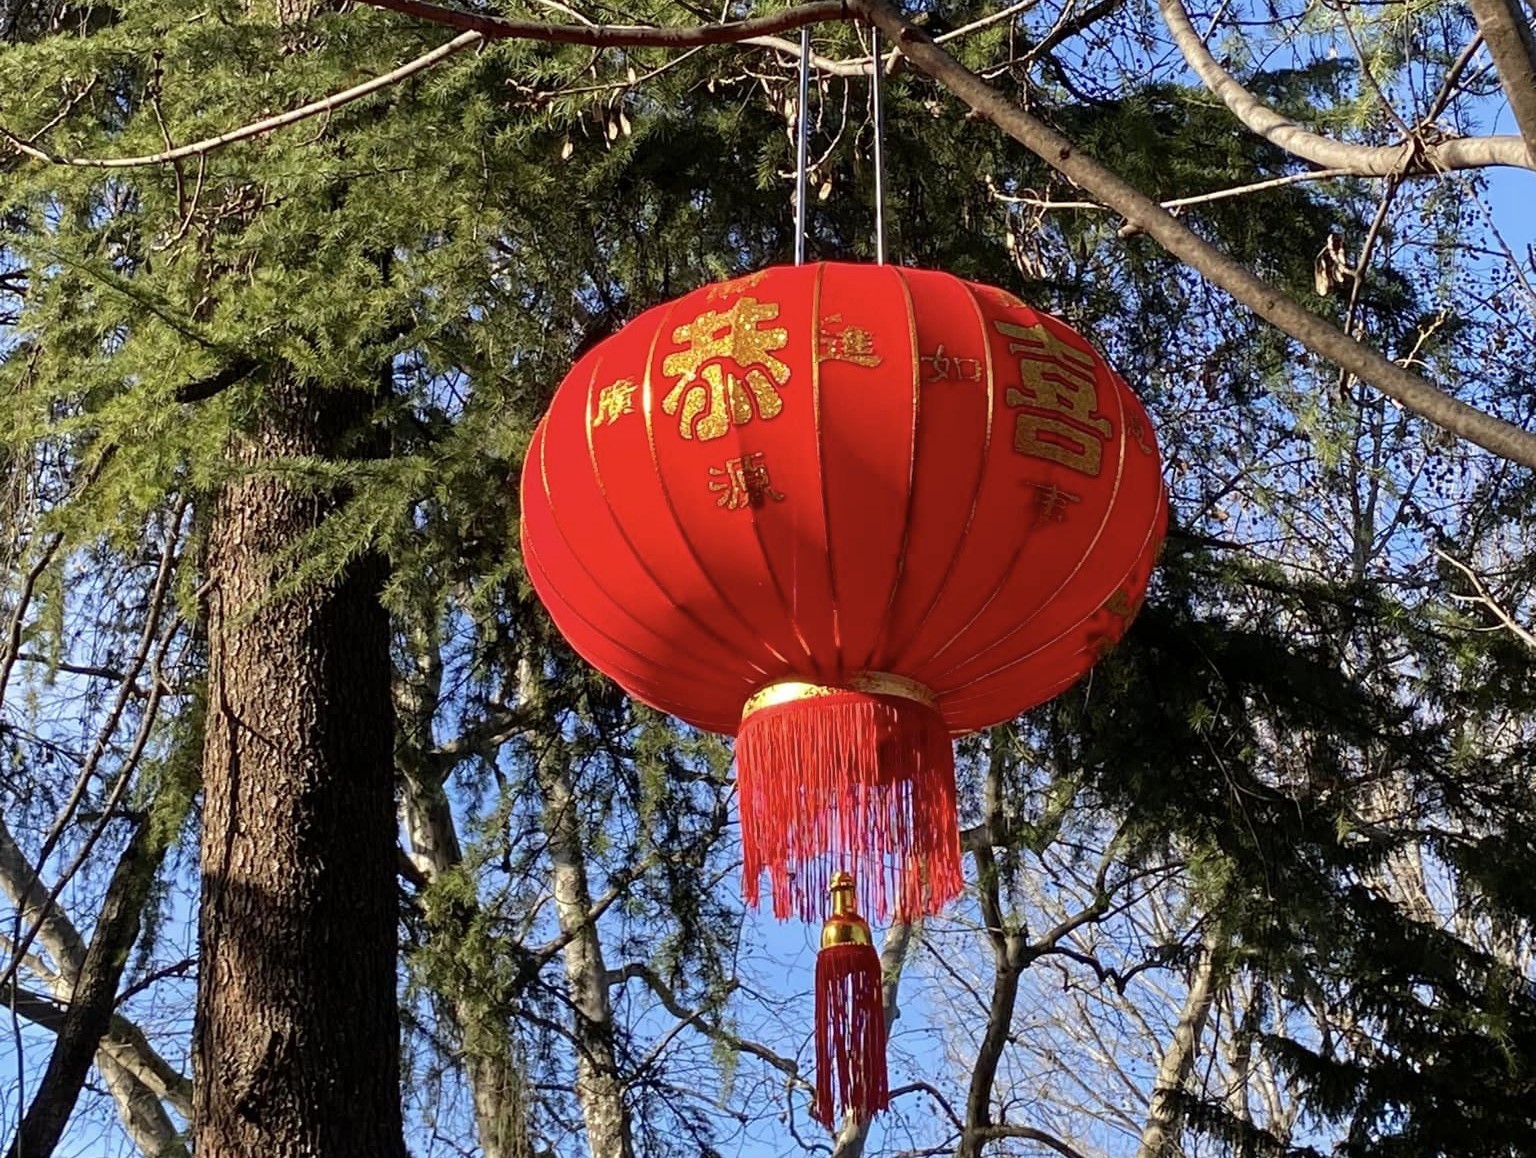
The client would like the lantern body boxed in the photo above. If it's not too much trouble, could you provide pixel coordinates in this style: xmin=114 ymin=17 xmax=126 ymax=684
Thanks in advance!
xmin=521 ymin=262 xmax=1166 ymax=916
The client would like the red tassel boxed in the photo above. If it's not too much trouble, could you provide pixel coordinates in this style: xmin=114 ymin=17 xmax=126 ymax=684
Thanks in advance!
xmin=737 ymin=688 xmax=961 ymax=923
xmin=814 ymin=940 xmax=890 ymax=1128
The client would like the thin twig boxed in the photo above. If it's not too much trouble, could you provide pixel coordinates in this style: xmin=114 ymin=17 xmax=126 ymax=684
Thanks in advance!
xmin=1 ymin=31 xmax=484 ymax=169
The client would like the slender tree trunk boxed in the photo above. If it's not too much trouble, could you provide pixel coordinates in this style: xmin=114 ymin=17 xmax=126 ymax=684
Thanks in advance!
xmin=521 ymin=657 xmax=634 ymax=1158
xmin=4 ymin=819 xmax=177 ymax=1158
xmin=194 ymin=374 xmax=408 ymax=1158
xmin=398 ymin=630 xmax=536 ymax=1158
xmin=1136 ymin=935 xmax=1220 ymax=1158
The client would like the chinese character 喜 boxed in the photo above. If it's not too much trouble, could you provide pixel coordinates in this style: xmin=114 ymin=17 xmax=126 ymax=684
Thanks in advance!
xmin=995 ymin=320 xmax=1112 ymax=476
xmin=708 ymin=452 xmax=786 ymax=511
xmin=662 ymin=297 xmax=790 ymax=441
xmin=593 ymin=378 xmax=638 ymax=427
xmin=817 ymin=315 xmax=882 ymax=368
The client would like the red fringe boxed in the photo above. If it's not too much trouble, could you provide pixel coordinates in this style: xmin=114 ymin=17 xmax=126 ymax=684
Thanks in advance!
xmin=813 ymin=942 xmax=890 ymax=1129
xmin=736 ymin=692 xmax=962 ymax=924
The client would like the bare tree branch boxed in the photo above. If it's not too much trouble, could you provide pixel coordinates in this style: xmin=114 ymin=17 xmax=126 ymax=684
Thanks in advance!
xmin=1159 ymin=0 xmax=1533 ymax=174
xmin=1436 ymin=547 xmax=1536 ymax=650
xmin=1467 ymin=0 xmax=1536 ymax=163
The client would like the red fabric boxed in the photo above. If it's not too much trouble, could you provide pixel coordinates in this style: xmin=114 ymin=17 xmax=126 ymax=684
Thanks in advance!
xmin=520 ymin=262 xmax=1167 ymax=914
xmin=813 ymin=941 xmax=889 ymax=1128
xmin=736 ymin=691 xmax=960 ymax=923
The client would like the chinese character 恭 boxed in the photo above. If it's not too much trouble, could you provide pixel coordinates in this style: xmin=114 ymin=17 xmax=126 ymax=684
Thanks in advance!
xmin=708 ymin=452 xmax=786 ymax=511
xmin=817 ymin=315 xmax=882 ymax=368
xmin=661 ymin=297 xmax=790 ymax=441
xmin=921 ymin=343 xmax=983 ymax=384
xmin=1032 ymin=482 xmax=1081 ymax=523
xmin=592 ymin=378 xmax=638 ymax=427
xmin=996 ymin=320 xmax=1112 ymax=476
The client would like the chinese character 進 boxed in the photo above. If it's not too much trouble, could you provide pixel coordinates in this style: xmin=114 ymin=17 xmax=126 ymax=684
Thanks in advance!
xmin=817 ymin=315 xmax=882 ymax=368
xmin=921 ymin=343 xmax=983 ymax=384
xmin=708 ymin=452 xmax=786 ymax=511
xmin=592 ymin=378 xmax=638 ymax=427
xmin=1032 ymin=482 xmax=1081 ymax=523
xmin=661 ymin=297 xmax=790 ymax=441
xmin=995 ymin=320 xmax=1112 ymax=476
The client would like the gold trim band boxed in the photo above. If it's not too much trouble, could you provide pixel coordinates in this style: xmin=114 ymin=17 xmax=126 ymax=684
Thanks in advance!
xmin=741 ymin=672 xmax=940 ymax=720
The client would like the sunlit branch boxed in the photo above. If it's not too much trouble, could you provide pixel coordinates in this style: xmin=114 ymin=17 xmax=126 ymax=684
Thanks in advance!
xmin=1159 ymin=0 xmax=1533 ymax=174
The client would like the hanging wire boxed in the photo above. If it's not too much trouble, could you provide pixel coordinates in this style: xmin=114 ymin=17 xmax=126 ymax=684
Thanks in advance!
xmin=870 ymin=27 xmax=887 ymax=265
xmin=794 ymin=27 xmax=812 ymax=265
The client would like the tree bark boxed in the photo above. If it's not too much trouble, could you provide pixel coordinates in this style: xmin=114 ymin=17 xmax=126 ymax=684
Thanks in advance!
xmin=521 ymin=657 xmax=634 ymax=1158
xmin=194 ymin=373 xmax=408 ymax=1158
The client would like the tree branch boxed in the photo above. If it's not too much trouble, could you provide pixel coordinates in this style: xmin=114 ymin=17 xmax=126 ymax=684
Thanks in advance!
xmin=850 ymin=0 xmax=1536 ymax=469
xmin=352 ymin=0 xmax=850 ymax=47
xmin=174 ymin=357 xmax=260 ymax=403
xmin=1159 ymin=0 xmax=1533 ymax=174
xmin=1436 ymin=547 xmax=1536 ymax=650
xmin=1 ymin=32 xmax=484 ymax=169
xmin=608 ymin=961 xmax=802 ymax=1081
xmin=1467 ymin=0 xmax=1536 ymax=164
xmin=976 ymin=1124 xmax=1092 ymax=1158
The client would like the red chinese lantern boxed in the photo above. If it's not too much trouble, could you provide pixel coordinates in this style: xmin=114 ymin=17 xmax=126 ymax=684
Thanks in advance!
xmin=519 ymin=261 xmax=1166 ymax=1126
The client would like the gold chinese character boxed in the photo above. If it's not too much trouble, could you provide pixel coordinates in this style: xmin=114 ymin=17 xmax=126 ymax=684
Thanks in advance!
xmin=996 ymin=320 xmax=1112 ymax=476
xmin=708 ymin=452 xmax=786 ymax=511
xmin=921 ymin=343 xmax=983 ymax=384
xmin=817 ymin=315 xmax=883 ymax=368
xmin=1032 ymin=482 xmax=1081 ymax=523
xmin=705 ymin=270 xmax=769 ymax=301
xmin=661 ymin=297 xmax=790 ymax=441
xmin=1128 ymin=412 xmax=1155 ymax=456
xmin=592 ymin=378 xmax=638 ymax=427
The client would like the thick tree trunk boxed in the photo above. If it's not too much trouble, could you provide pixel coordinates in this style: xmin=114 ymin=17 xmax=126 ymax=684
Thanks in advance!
xmin=194 ymin=375 xmax=408 ymax=1158
xmin=521 ymin=658 xmax=634 ymax=1158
